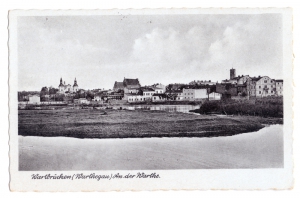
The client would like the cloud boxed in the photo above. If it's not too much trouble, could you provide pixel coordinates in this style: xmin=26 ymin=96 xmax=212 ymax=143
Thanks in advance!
xmin=17 ymin=14 xmax=283 ymax=90
xmin=129 ymin=15 xmax=282 ymax=85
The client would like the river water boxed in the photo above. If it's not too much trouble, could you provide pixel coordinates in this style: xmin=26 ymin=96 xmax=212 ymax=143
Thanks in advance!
xmin=19 ymin=125 xmax=283 ymax=170
xmin=123 ymin=105 xmax=201 ymax=113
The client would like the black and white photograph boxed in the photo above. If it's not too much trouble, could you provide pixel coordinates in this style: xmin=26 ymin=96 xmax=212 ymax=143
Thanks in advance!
xmin=8 ymin=8 xmax=293 ymax=191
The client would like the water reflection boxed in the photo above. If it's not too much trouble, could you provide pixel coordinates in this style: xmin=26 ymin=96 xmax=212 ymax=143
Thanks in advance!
xmin=124 ymin=105 xmax=200 ymax=113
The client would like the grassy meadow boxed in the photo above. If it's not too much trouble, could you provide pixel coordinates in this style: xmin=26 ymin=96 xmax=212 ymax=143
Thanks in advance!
xmin=18 ymin=109 xmax=282 ymax=139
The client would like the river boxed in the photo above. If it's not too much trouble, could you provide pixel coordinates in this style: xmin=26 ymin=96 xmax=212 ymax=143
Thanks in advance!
xmin=120 ymin=105 xmax=201 ymax=113
xmin=19 ymin=125 xmax=283 ymax=171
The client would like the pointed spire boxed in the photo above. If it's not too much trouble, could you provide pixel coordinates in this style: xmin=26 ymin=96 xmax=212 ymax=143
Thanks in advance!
xmin=59 ymin=77 xmax=63 ymax=86
xmin=73 ymin=77 xmax=78 ymax=87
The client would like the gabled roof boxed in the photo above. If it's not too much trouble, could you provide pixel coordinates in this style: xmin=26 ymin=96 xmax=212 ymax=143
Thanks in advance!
xmin=140 ymin=87 xmax=155 ymax=92
xmin=251 ymin=77 xmax=262 ymax=81
xmin=123 ymin=78 xmax=140 ymax=86
xmin=113 ymin=81 xmax=124 ymax=89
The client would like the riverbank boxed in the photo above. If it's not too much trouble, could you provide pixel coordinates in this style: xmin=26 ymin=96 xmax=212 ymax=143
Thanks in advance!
xmin=18 ymin=109 xmax=282 ymax=139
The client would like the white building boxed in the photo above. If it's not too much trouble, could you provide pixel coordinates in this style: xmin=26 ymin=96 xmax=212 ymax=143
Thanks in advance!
xmin=93 ymin=96 xmax=102 ymax=101
xmin=154 ymin=83 xmax=166 ymax=92
xmin=152 ymin=94 xmax=167 ymax=103
xmin=275 ymin=80 xmax=283 ymax=96
xmin=142 ymin=88 xmax=155 ymax=100
xmin=208 ymin=92 xmax=221 ymax=100
xmin=182 ymin=88 xmax=207 ymax=101
xmin=127 ymin=94 xmax=145 ymax=103
xmin=154 ymin=87 xmax=164 ymax=94
xmin=74 ymin=98 xmax=89 ymax=104
xmin=252 ymin=76 xmax=276 ymax=97
xmin=176 ymin=91 xmax=184 ymax=100
xmin=28 ymin=94 xmax=40 ymax=104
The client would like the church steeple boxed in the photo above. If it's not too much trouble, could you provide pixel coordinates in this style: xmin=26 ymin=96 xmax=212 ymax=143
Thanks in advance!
xmin=73 ymin=77 xmax=78 ymax=87
xmin=59 ymin=77 xmax=64 ymax=86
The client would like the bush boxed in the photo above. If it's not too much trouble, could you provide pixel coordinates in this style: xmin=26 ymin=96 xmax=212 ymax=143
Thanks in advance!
xmin=198 ymin=97 xmax=283 ymax=118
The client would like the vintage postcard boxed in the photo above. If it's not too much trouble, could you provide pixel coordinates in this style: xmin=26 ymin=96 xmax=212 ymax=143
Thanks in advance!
xmin=9 ymin=8 xmax=293 ymax=191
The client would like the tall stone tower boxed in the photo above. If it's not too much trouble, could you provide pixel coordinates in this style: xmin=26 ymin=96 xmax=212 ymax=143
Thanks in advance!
xmin=230 ymin=68 xmax=236 ymax=80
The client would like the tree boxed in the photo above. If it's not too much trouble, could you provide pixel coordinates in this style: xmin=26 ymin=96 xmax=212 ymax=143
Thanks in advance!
xmin=49 ymin=88 xmax=58 ymax=95
xmin=40 ymin=87 xmax=49 ymax=97
xmin=86 ymin=91 xmax=94 ymax=100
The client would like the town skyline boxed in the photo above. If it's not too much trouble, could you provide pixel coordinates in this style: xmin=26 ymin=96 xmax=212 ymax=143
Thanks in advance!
xmin=18 ymin=14 xmax=283 ymax=91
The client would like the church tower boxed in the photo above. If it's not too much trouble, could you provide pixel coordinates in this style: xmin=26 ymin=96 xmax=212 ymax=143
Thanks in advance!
xmin=58 ymin=77 xmax=64 ymax=92
xmin=73 ymin=78 xmax=79 ymax=92
xmin=230 ymin=68 xmax=236 ymax=80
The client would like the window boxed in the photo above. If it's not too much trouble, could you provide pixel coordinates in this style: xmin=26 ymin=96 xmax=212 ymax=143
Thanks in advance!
xmin=259 ymin=86 xmax=261 ymax=88
xmin=153 ymin=97 xmax=156 ymax=100
xmin=271 ymin=91 xmax=273 ymax=93
xmin=266 ymin=91 xmax=268 ymax=94
xmin=264 ymin=80 xmax=267 ymax=83
xmin=264 ymin=85 xmax=267 ymax=88
xmin=259 ymin=91 xmax=261 ymax=94
xmin=271 ymin=85 xmax=273 ymax=88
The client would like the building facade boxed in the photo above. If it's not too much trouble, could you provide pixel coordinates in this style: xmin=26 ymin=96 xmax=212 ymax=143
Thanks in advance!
xmin=182 ymin=88 xmax=207 ymax=101
xmin=28 ymin=95 xmax=40 ymax=104
xmin=58 ymin=78 xmax=79 ymax=93
xmin=275 ymin=80 xmax=283 ymax=96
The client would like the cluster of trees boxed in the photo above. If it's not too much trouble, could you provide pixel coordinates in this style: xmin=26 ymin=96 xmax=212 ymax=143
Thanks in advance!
xmin=198 ymin=97 xmax=283 ymax=118
xmin=166 ymin=84 xmax=187 ymax=91
xmin=39 ymin=86 xmax=95 ymax=101
xmin=18 ymin=91 xmax=39 ymax=101
xmin=40 ymin=87 xmax=61 ymax=101
xmin=73 ymin=90 xmax=95 ymax=100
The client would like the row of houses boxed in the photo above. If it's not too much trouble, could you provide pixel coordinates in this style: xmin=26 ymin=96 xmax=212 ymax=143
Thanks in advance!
xmin=20 ymin=69 xmax=283 ymax=105
xmin=126 ymin=89 xmax=221 ymax=103
xmin=217 ymin=69 xmax=283 ymax=98
xmin=114 ymin=69 xmax=283 ymax=103
xmin=112 ymin=77 xmax=221 ymax=103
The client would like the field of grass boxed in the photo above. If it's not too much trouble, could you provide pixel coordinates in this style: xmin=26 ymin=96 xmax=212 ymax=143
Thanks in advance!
xmin=18 ymin=109 xmax=282 ymax=139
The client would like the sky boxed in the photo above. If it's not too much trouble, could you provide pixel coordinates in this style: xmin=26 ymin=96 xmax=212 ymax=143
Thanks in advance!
xmin=17 ymin=14 xmax=283 ymax=91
